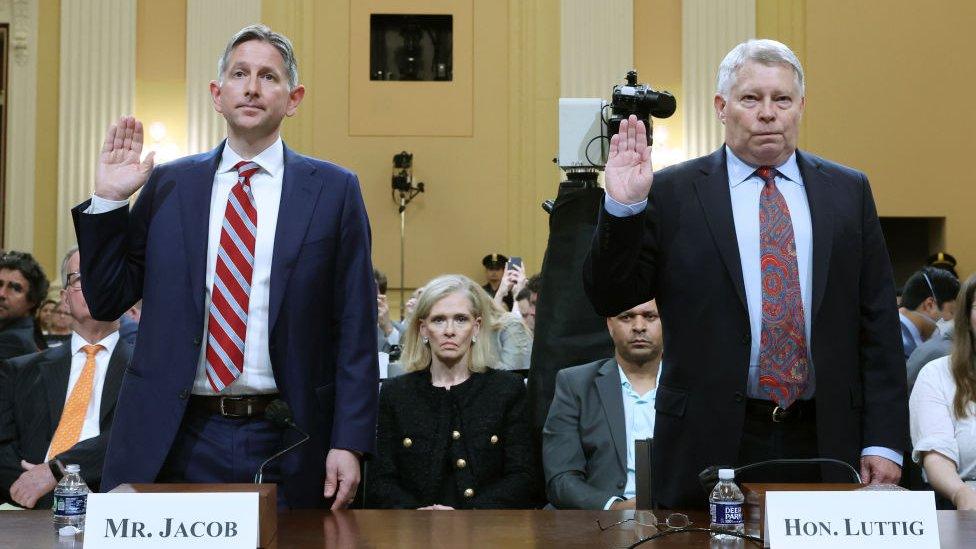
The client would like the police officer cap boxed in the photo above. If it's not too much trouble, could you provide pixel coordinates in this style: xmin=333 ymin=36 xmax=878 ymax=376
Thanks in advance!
xmin=482 ymin=253 xmax=508 ymax=269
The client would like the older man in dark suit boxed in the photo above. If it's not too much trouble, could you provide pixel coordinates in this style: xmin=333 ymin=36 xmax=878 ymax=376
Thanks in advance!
xmin=0 ymin=247 xmax=130 ymax=508
xmin=585 ymin=39 xmax=908 ymax=509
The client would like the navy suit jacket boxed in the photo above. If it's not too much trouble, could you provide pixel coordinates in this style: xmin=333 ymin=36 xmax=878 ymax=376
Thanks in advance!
xmin=584 ymin=148 xmax=909 ymax=509
xmin=71 ymin=142 xmax=379 ymax=507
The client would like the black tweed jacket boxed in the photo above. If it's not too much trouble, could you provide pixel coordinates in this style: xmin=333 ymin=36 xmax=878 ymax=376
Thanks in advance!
xmin=367 ymin=368 xmax=538 ymax=509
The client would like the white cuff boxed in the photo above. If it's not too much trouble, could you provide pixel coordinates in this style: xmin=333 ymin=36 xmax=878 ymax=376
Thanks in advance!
xmin=85 ymin=194 xmax=130 ymax=214
xmin=861 ymin=446 xmax=905 ymax=467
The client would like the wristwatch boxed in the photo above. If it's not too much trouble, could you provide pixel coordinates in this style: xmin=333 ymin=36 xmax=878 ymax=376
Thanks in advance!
xmin=48 ymin=458 xmax=65 ymax=481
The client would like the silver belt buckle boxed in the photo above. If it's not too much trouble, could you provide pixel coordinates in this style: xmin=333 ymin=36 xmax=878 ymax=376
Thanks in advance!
xmin=218 ymin=395 xmax=250 ymax=418
xmin=771 ymin=405 xmax=787 ymax=423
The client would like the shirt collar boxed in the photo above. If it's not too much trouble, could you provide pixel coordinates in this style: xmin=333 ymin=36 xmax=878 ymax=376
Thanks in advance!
xmin=617 ymin=362 xmax=663 ymax=395
xmin=725 ymin=145 xmax=802 ymax=189
xmin=71 ymin=330 xmax=120 ymax=357
xmin=217 ymin=137 xmax=284 ymax=179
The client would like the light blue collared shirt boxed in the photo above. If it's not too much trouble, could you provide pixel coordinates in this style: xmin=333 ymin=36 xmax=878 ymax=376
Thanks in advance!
xmin=603 ymin=148 xmax=902 ymax=467
xmin=620 ymin=364 xmax=660 ymax=499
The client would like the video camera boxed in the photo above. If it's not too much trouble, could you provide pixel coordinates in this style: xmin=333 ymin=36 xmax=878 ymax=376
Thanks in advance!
xmin=557 ymin=70 xmax=676 ymax=170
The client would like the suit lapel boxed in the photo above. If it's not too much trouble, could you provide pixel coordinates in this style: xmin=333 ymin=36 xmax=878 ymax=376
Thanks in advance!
xmin=177 ymin=143 xmax=224 ymax=320
xmin=99 ymin=342 xmax=132 ymax=423
xmin=268 ymin=145 xmax=322 ymax=332
xmin=692 ymin=148 xmax=748 ymax=311
xmin=595 ymin=359 xmax=627 ymax=473
xmin=39 ymin=345 xmax=72 ymax=434
xmin=797 ymin=151 xmax=834 ymax=322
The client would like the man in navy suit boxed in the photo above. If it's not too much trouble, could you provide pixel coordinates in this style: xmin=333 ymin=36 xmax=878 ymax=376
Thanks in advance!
xmin=71 ymin=25 xmax=377 ymax=509
xmin=585 ymin=39 xmax=908 ymax=508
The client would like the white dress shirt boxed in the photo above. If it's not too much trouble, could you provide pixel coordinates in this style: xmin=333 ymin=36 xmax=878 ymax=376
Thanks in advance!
xmin=911 ymin=356 xmax=976 ymax=483
xmin=87 ymin=139 xmax=284 ymax=395
xmin=46 ymin=331 xmax=120 ymax=460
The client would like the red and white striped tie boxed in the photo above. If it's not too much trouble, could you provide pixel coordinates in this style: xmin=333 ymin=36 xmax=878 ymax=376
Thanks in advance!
xmin=205 ymin=160 xmax=260 ymax=392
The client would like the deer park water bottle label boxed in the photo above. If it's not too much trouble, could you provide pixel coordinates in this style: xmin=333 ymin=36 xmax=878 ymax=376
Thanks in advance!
xmin=53 ymin=494 xmax=87 ymax=516
xmin=710 ymin=501 xmax=743 ymax=525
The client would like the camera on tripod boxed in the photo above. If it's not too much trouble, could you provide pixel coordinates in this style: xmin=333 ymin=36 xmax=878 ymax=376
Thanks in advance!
xmin=557 ymin=70 xmax=676 ymax=171
xmin=392 ymin=151 xmax=414 ymax=192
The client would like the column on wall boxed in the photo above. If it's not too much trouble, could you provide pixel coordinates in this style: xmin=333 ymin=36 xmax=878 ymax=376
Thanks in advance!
xmin=4 ymin=0 xmax=39 ymax=252
xmin=682 ymin=0 xmax=755 ymax=158
xmin=509 ymin=0 xmax=561 ymax=270
xmin=186 ymin=0 xmax=261 ymax=154
xmin=56 ymin=0 xmax=136 ymax=258
xmin=560 ymin=0 xmax=633 ymax=98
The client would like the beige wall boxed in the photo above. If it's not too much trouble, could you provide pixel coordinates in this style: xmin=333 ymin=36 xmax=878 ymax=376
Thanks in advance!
xmin=33 ymin=0 xmax=60 ymax=278
xmin=264 ymin=0 xmax=559 ymax=288
xmin=634 ymin=0 xmax=683 ymax=160
xmin=135 ymin=0 xmax=187 ymax=157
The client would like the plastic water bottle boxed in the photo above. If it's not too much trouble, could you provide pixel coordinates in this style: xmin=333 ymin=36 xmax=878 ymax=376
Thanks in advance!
xmin=709 ymin=468 xmax=744 ymax=541
xmin=52 ymin=464 xmax=90 ymax=535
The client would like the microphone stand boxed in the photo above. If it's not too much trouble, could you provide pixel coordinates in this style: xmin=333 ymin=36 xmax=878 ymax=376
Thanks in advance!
xmin=254 ymin=429 xmax=311 ymax=484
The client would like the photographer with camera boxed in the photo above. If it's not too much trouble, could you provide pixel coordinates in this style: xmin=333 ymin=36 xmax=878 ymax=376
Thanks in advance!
xmin=583 ymin=39 xmax=908 ymax=509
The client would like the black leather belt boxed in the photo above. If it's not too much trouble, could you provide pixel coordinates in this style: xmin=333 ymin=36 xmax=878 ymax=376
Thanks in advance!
xmin=187 ymin=394 xmax=279 ymax=419
xmin=745 ymin=398 xmax=815 ymax=423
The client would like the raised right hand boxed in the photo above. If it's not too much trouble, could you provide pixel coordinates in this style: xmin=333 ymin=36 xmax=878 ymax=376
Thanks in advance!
xmin=604 ymin=114 xmax=653 ymax=205
xmin=95 ymin=115 xmax=155 ymax=201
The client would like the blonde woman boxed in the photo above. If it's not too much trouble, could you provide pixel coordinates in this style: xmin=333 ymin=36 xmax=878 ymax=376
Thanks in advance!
xmin=368 ymin=275 xmax=537 ymax=509
xmin=911 ymin=273 xmax=976 ymax=510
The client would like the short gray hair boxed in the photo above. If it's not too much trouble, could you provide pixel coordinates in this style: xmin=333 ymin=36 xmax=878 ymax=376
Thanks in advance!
xmin=716 ymin=39 xmax=804 ymax=97
xmin=217 ymin=24 xmax=299 ymax=89
xmin=60 ymin=246 xmax=79 ymax=288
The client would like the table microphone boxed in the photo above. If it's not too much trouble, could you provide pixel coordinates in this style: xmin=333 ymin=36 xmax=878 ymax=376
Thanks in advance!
xmin=254 ymin=399 xmax=311 ymax=484
xmin=698 ymin=458 xmax=862 ymax=496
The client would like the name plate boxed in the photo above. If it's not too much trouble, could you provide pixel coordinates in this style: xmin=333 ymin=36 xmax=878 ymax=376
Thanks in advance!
xmin=765 ymin=491 xmax=939 ymax=548
xmin=86 ymin=493 xmax=258 ymax=548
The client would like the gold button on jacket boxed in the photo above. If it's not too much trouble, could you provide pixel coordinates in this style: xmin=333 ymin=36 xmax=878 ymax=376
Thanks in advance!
xmin=452 ymin=430 xmax=461 ymax=440
xmin=402 ymin=437 xmax=413 ymax=448
xmin=490 ymin=435 xmax=499 ymax=444
xmin=456 ymin=458 xmax=467 ymax=469
xmin=463 ymin=488 xmax=475 ymax=498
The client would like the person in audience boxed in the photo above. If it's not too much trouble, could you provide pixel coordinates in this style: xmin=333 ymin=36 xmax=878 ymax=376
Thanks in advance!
xmin=0 ymin=251 xmax=49 ymax=359
xmin=908 ymin=325 xmax=954 ymax=395
xmin=899 ymin=267 xmax=959 ymax=360
xmin=516 ymin=274 xmax=541 ymax=334
xmin=585 ymin=39 xmax=908 ymax=509
xmin=375 ymin=268 xmax=404 ymax=354
xmin=0 ymin=247 xmax=131 ymax=508
xmin=36 ymin=299 xmax=57 ymax=335
xmin=910 ymin=273 xmax=976 ymax=510
xmin=493 ymin=262 xmax=527 ymax=313
xmin=543 ymin=300 xmax=662 ymax=509
xmin=369 ymin=274 xmax=537 ymax=509
xmin=477 ymin=287 xmax=532 ymax=372
xmin=404 ymin=286 xmax=422 ymax=319
xmin=44 ymin=302 xmax=73 ymax=348
xmin=118 ymin=301 xmax=141 ymax=346
xmin=927 ymin=252 xmax=959 ymax=280
xmin=482 ymin=253 xmax=514 ymax=311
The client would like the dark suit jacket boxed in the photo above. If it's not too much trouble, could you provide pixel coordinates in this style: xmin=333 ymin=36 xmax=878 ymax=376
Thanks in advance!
xmin=71 ymin=141 xmax=379 ymax=508
xmin=543 ymin=358 xmax=629 ymax=509
xmin=368 ymin=369 xmax=538 ymax=509
xmin=584 ymin=147 xmax=909 ymax=509
xmin=0 ymin=317 xmax=38 ymax=360
xmin=0 ymin=340 xmax=130 ymax=507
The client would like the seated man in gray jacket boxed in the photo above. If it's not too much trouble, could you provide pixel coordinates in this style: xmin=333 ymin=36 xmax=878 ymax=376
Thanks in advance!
xmin=543 ymin=299 xmax=662 ymax=509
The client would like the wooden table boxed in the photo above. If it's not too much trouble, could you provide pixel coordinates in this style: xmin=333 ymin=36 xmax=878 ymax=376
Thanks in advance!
xmin=2 ymin=508 xmax=974 ymax=548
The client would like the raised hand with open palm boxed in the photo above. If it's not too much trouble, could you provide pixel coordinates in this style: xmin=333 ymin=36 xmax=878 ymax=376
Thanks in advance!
xmin=95 ymin=115 xmax=156 ymax=201
xmin=604 ymin=114 xmax=654 ymax=205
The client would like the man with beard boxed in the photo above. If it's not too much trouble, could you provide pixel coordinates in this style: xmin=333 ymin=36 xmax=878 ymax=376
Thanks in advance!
xmin=542 ymin=300 xmax=662 ymax=509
